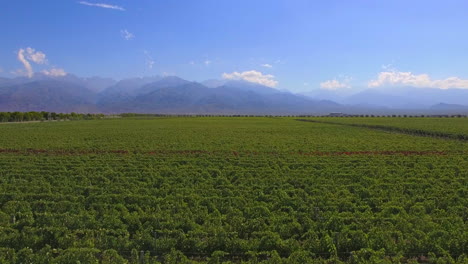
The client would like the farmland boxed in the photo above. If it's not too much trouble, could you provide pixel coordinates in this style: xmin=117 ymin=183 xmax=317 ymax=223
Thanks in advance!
xmin=0 ymin=117 xmax=466 ymax=263
xmin=312 ymin=117 xmax=468 ymax=136
xmin=299 ymin=117 xmax=468 ymax=141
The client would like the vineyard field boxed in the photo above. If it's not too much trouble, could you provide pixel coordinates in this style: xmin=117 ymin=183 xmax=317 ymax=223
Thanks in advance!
xmin=299 ymin=117 xmax=468 ymax=141
xmin=0 ymin=117 xmax=466 ymax=263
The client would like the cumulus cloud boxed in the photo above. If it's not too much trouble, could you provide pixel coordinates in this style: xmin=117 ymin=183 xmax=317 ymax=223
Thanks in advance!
xmin=261 ymin=63 xmax=273 ymax=68
xmin=78 ymin=1 xmax=125 ymax=11
xmin=25 ymin=47 xmax=47 ymax=64
xmin=42 ymin=68 xmax=67 ymax=77
xmin=17 ymin=48 xmax=35 ymax=78
xmin=368 ymin=70 xmax=468 ymax=89
xmin=320 ymin=79 xmax=351 ymax=90
xmin=120 ymin=29 xmax=134 ymax=40
xmin=222 ymin=70 xmax=278 ymax=87
xmin=16 ymin=47 xmax=66 ymax=78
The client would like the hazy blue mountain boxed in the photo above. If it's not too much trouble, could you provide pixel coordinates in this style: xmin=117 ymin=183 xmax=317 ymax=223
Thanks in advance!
xmin=39 ymin=74 xmax=117 ymax=93
xmin=82 ymin=76 xmax=117 ymax=92
xmin=97 ymin=76 xmax=162 ymax=105
xmin=97 ymin=76 xmax=190 ymax=107
xmin=1 ymin=73 xmax=116 ymax=92
xmin=301 ymin=89 xmax=347 ymax=102
xmin=199 ymin=86 xmax=266 ymax=111
xmin=342 ymin=89 xmax=424 ymax=109
xmin=1 ymin=73 xmax=467 ymax=114
xmin=100 ymin=76 xmax=162 ymax=95
xmin=384 ymin=87 xmax=468 ymax=106
xmin=201 ymin=79 xmax=285 ymax=95
xmin=111 ymin=82 xmax=260 ymax=113
xmin=103 ymin=80 xmax=344 ymax=114
xmin=0 ymin=79 xmax=97 ymax=112
xmin=134 ymin=76 xmax=191 ymax=95
xmin=341 ymin=87 xmax=468 ymax=109
xmin=133 ymin=82 xmax=212 ymax=112
xmin=0 ymin=76 xmax=38 ymax=87
xmin=0 ymin=78 xmax=18 ymax=87
xmin=0 ymin=74 xmax=339 ymax=114
xmin=430 ymin=103 xmax=468 ymax=112
xmin=223 ymin=80 xmax=282 ymax=95
xmin=201 ymin=79 xmax=227 ymax=88
xmin=302 ymin=86 xmax=468 ymax=111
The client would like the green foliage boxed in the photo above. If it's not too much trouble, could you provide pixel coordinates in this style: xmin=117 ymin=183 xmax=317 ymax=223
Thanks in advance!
xmin=164 ymin=249 xmax=191 ymax=264
xmin=0 ymin=111 xmax=105 ymax=123
xmin=304 ymin=117 xmax=468 ymax=141
xmin=0 ymin=117 xmax=466 ymax=263
xmin=102 ymin=249 xmax=127 ymax=264
xmin=208 ymin=250 xmax=229 ymax=264
xmin=350 ymin=248 xmax=391 ymax=264
xmin=53 ymin=248 xmax=100 ymax=264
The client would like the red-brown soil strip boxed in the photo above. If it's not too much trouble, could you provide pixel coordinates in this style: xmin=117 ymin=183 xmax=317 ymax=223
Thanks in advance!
xmin=0 ymin=148 xmax=452 ymax=156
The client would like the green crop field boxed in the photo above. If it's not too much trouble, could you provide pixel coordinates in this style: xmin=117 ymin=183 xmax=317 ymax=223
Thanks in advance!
xmin=298 ymin=117 xmax=468 ymax=141
xmin=0 ymin=117 xmax=466 ymax=263
xmin=313 ymin=117 xmax=468 ymax=136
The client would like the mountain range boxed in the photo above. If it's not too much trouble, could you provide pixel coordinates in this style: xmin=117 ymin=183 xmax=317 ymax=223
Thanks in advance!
xmin=0 ymin=73 xmax=467 ymax=114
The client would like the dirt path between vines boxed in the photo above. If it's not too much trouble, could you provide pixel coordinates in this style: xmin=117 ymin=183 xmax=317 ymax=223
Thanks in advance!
xmin=0 ymin=148 xmax=453 ymax=156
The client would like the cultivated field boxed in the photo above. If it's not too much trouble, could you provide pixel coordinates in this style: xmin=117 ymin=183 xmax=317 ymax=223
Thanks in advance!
xmin=0 ymin=117 xmax=466 ymax=263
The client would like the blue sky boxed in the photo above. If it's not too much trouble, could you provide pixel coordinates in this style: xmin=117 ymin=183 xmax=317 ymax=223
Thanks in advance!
xmin=2 ymin=0 xmax=468 ymax=92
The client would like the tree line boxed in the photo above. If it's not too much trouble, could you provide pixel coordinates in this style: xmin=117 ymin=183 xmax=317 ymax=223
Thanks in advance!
xmin=0 ymin=112 xmax=105 ymax=123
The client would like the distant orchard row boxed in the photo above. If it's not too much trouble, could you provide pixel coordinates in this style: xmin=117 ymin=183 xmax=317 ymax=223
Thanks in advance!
xmin=0 ymin=112 xmax=105 ymax=122
xmin=0 ymin=112 xmax=466 ymax=123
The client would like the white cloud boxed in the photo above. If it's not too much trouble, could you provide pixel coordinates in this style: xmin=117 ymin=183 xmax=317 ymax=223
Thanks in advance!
xmin=120 ymin=29 xmax=134 ymax=40
xmin=222 ymin=70 xmax=278 ymax=87
xmin=320 ymin=79 xmax=351 ymax=90
xmin=261 ymin=63 xmax=273 ymax=68
xmin=78 ymin=1 xmax=125 ymax=11
xmin=189 ymin=61 xmax=195 ymax=65
xmin=17 ymin=47 xmax=48 ymax=78
xmin=42 ymin=68 xmax=67 ymax=77
xmin=25 ymin=47 xmax=47 ymax=64
xmin=204 ymin=60 xmax=212 ymax=65
xmin=17 ymin=49 xmax=34 ymax=78
xmin=368 ymin=70 xmax=468 ymax=89
xmin=16 ymin=47 xmax=66 ymax=78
